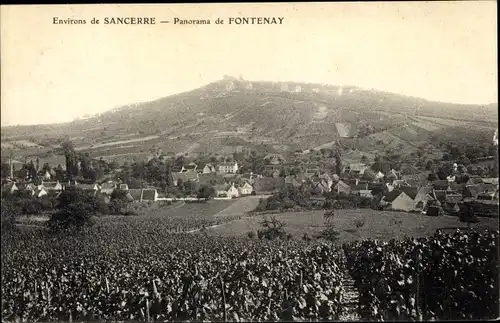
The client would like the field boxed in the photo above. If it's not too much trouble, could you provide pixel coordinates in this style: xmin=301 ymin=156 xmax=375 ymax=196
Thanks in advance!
xmin=204 ymin=209 xmax=499 ymax=243
xmin=2 ymin=206 xmax=498 ymax=322
xmin=14 ymin=197 xmax=265 ymax=233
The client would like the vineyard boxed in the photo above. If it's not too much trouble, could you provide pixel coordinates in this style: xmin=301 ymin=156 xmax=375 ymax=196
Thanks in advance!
xmin=1 ymin=224 xmax=498 ymax=322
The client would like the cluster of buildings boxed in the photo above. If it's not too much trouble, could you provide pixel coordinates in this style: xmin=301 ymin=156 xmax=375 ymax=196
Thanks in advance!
xmin=3 ymin=151 xmax=498 ymax=217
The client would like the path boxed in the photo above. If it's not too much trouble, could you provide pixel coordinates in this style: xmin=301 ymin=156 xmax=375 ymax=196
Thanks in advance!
xmin=339 ymin=271 xmax=361 ymax=321
xmin=212 ymin=196 xmax=266 ymax=217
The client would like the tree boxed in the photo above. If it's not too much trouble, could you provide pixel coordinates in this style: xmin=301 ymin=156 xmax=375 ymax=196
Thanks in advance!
xmin=459 ymin=204 xmax=479 ymax=230
xmin=257 ymin=216 xmax=287 ymax=240
xmin=1 ymin=162 xmax=10 ymax=181
xmin=323 ymin=209 xmax=335 ymax=225
xmin=197 ymin=185 xmax=216 ymax=199
xmin=109 ymin=189 xmax=130 ymax=214
xmin=1 ymin=200 xmax=19 ymax=234
xmin=425 ymin=160 xmax=434 ymax=171
xmin=48 ymin=201 xmax=95 ymax=233
xmin=427 ymin=173 xmax=438 ymax=181
xmin=41 ymin=163 xmax=52 ymax=175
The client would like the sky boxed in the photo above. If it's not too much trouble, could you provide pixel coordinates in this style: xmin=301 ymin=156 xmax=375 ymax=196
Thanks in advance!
xmin=1 ymin=2 xmax=497 ymax=126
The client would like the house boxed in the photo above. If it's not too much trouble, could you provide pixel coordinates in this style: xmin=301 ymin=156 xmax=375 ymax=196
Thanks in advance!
xmin=392 ymin=180 xmax=410 ymax=189
xmin=477 ymin=191 xmax=499 ymax=201
xmin=386 ymin=169 xmax=400 ymax=181
xmin=238 ymin=172 xmax=256 ymax=185
xmin=333 ymin=180 xmax=351 ymax=194
xmin=310 ymin=179 xmax=331 ymax=195
xmin=361 ymin=168 xmax=377 ymax=181
xmin=463 ymin=184 xmax=489 ymax=199
xmin=285 ymin=175 xmax=302 ymax=188
xmin=351 ymin=182 xmax=369 ymax=194
xmin=218 ymin=162 xmax=238 ymax=174
xmin=25 ymin=183 xmax=37 ymax=193
xmin=78 ymin=183 xmax=100 ymax=195
xmin=172 ymin=172 xmax=199 ymax=186
xmin=39 ymin=181 xmax=63 ymax=192
xmin=119 ymin=184 xmax=129 ymax=191
xmin=359 ymin=189 xmax=374 ymax=198
xmin=348 ymin=163 xmax=368 ymax=177
xmin=202 ymin=164 xmax=216 ymax=174
xmin=466 ymin=177 xmax=484 ymax=186
xmin=446 ymin=175 xmax=456 ymax=183
xmin=481 ymin=178 xmax=499 ymax=186
xmin=332 ymin=173 xmax=340 ymax=183
xmin=43 ymin=171 xmax=51 ymax=181
xmin=304 ymin=168 xmax=321 ymax=178
xmin=253 ymin=177 xmax=285 ymax=194
xmin=214 ymin=183 xmax=240 ymax=198
xmin=381 ymin=190 xmax=415 ymax=212
xmin=264 ymin=154 xmax=285 ymax=165
xmin=100 ymin=182 xmax=117 ymax=195
xmin=413 ymin=186 xmax=435 ymax=211
xmin=5 ymin=182 xmax=19 ymax=194
xmin=432 ymin=180 xmax=450 ymax=191
xmin=237 ymin=182 xmax=253 ymax=196
xmin=33 ymin=188 xmax=48 ymax=198
xmin=432 ymin=190 xmax=448 ymax=204
xmin=448 ymin=182 xmax=466 ymax=194
xmin=400 ymin=187 xmax=418 ymax=201
xmin=375 ymin=171 xmax=385 ymax=180
xmin=319 ymin=173 xmax=334 ymax=191
xmin=182 ymin=163 xmax=198 ymax=173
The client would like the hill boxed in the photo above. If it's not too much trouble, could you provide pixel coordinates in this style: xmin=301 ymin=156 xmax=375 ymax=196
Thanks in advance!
xmin=1 ymin=76 xmax=498 ymax=164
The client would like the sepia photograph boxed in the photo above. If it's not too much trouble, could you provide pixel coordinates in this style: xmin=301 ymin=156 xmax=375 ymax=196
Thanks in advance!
xmin=0 ymin=2 xmax=498 ymax=322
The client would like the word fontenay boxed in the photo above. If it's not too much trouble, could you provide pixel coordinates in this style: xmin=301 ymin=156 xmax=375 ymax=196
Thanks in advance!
xmin=229 ymin=17 xmax=284 ymax=24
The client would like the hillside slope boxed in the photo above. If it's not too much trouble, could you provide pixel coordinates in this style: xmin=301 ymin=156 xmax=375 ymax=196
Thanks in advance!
xmin=1 ymin=77 xmax=498 ymax=161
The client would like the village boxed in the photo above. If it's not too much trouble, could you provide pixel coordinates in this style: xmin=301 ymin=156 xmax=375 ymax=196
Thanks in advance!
xmin=2 ymin=146 xmax=498 ymax=219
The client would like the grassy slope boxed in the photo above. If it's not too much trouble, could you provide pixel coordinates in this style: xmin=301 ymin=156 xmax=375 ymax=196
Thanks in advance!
xmin=204 ymin=209 xmax=499 ymax=243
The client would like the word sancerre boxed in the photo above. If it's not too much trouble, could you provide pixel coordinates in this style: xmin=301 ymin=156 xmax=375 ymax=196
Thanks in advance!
xmin=103 ymin=17 xmax=156 ymax=24
xmin=173 ymin=18 xmax=211 ymax=25
xmin=228 ymin=17 xmax=284 ymax=25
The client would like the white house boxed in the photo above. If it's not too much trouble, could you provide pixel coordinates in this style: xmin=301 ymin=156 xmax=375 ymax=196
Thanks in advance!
xmin=43 ymin=171 xmax=51 ymax=181
xmin=100 ymin=182 xmax=117 ymax=195
xmin=39 ymin=181 xmax=63 ymax=192
xmin=218 ymin=162 xmax=238 ymax=174
xmin=6 ymin=182 xmax=19 ymax=194
xmin=238 ymin=182 xmax=253 ymax=196
xmin=446 ymin=175 xmax=456 ymax=183
xmin=33 ymin=188 xmax=48 ymax=198
xmin=202 ymin=164 xmax=216 ymax=174
xmin=375 ymin=171 xmax=385 ymax=180
xmin=214 ymin=183 xmax=240 ymax=198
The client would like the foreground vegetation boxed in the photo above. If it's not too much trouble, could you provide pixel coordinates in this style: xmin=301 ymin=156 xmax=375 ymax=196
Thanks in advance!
xmin=1 ymin=216 xmax=498 ymax=322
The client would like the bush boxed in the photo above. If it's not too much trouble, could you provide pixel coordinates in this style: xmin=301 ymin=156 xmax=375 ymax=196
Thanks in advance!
xmin=319 ymin=227 xmax=340 ymax=242
xmin=354 ymin=218 xmax=365 ymax=228
xmin=48 ymin=201 xmax=96 ymax=233
xmin=1 ymin=200 xmax=18 ymax=235
xmin=247 ymin=230 xmax=256 ymax=239
xmin=257 ymin=216 xmax=287 ymax=240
